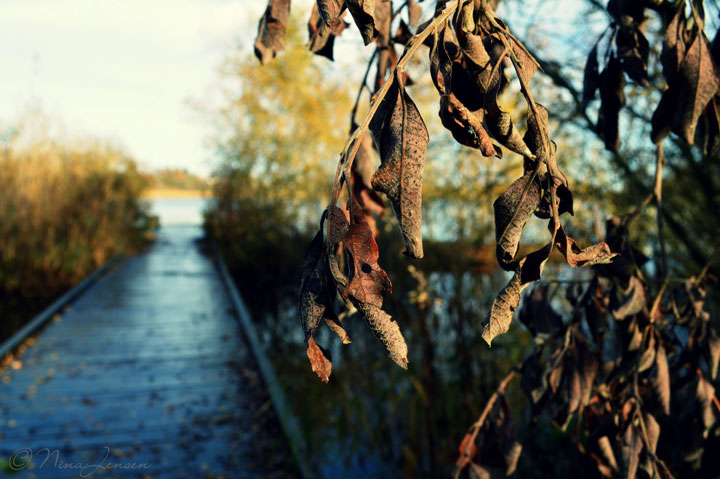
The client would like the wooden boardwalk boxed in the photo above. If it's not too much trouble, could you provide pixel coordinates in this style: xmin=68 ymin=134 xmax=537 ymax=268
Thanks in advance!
xmin=0 ymin=226 xmax=295 ymax=479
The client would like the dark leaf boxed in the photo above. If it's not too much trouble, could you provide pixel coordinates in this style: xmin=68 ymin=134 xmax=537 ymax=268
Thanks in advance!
xmin=617 ymin=25 xmax=650 ymax=86
xmin=618 ymin=422 xmax=643 ymax=479
xmin=429 ymin=25 xmax=458 ymax=94
xmin=300 ymin=228 xmax=331 ymax=339
xmin=510 ymin=37 xmax=537 ymax=86
xmin=254 ymin=0 xmax=291 ymax=64
xmin=708 ymin=329 xmax=720 ymax=380
xmin=493 ymin=173 xmax=542 ymax=270
xmin=696 ymin=375 xmax=716 ymax=429
xmin=346 ymin=0 xmax=378 ymax=45
xmin=306 ymin=335 xmax=332 ymax=382
xmin=644 ymin=412 xmax=660 ymax=455
xmin=342 ymin=197 xmax=391 ymax=307
xmin=521 ymin=352 xmax=548 ymax=409
xmin=485 ymin=107 xmax=534 ymax=158
xmin=328 ymin=205 xmax=349 ymax=247
xmin=653 ymin=8 xmax=720 ymax=143
xmin=652 ymin=341 xmax=671 ymax=415
xmin=452 ymin=31 xmax=504 ymax=111
xmin=669 ymin=30 xmax=719 ymax=143
xmin=607 ymin=0 xmax=644 ymax=25
xmin=612 ymin=276 xmax=646 ymax=320
xmin=307 ymin=4 xmax=347 ymax=60
xmin=639 ymin=413 xmax=660 ymax=478
xmin=482 ymin=238 xmax=553 ymax=346
xmin=518 ymin=285 xmax=563 ymax=339
xmin=597 ymin=56 xmax=626 ymax=152
xmin=316 ymin=0 xmax=347 ymax=35
xmin=534 ymin=171 xmax=574 ymax=219
xmin=577 ymin=335 xmax=600 ymax=409
xmin=523 ymin=104 xmax=554 ymax=166
xmin=637 ymin=329 xmax=656 ymax=372
xmin=583 ymin=42 xmax=600 ymax=110
xmin=596 ymin=436 xmax=619 ymax=474
xmin=370 ymin=76 xmax=428 ymax=258
xmin=439 ymin=93 xmax=501 ymax=157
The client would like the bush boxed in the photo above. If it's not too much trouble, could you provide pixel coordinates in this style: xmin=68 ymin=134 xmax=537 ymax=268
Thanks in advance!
xmin=0 ymin=127 xmax=152 ymax=336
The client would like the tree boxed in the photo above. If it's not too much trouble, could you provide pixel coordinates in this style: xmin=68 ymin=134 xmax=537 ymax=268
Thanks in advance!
xmin=203 ymin=17 xmax=353 ymax=315
xmin=253 ymin=0 xmax=719 ymax=477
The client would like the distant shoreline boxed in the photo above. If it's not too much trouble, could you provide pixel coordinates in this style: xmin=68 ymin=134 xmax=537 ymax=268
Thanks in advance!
xmin=142 ymin=188 xmax=212 ymax=199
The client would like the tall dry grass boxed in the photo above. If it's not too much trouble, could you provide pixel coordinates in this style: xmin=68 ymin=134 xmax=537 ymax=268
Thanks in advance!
xmin=0 ymin=135 xmax=152 ymax=297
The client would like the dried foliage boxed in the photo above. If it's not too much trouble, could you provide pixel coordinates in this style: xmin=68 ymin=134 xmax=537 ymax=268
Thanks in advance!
xmin=253 ymin=0 xmax=720 ymax=475
xmin=256 ymin=0 xmax=613 ymax=378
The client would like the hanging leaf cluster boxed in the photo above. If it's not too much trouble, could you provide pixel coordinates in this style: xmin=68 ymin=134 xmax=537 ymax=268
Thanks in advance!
xmin=255 ymin=0 xmax=618 ymax=381
xmin=455 ymin=218 xmax=719 ymax=479
xmin=583 ymin=0 xmax=720 ymax=151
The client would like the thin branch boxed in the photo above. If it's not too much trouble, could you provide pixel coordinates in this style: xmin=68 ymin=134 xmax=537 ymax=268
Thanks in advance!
xmin=654 ymin=142 xmax=668 ymax=279
xmin=453 ymin=368 xmax=518 ymax=479
xmin=349 ymin=48 xmax=379 ymax=127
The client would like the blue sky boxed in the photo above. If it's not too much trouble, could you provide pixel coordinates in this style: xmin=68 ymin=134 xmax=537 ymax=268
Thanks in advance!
xmin=0 ymin=0 xmax=280 ymax=176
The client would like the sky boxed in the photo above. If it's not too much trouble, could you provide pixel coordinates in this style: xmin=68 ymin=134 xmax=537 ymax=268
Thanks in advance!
xmin=0 ymin=0 xmax=590 ymax=178
xmin=0 ymin=0 xmax=279 ymax=177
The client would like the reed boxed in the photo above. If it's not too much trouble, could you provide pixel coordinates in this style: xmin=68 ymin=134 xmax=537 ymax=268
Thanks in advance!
xmin=0 ymin=136 xmax=152 ymax=298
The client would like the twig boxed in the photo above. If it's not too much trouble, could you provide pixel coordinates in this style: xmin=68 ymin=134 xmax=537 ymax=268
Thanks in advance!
xmin=349 ymin=48 xmax=379 ymax=127
xmin=624 ymin=193 xmax=654 ymax=227
xmin=453 ymin=368 xmax=518 ymax=479
xmin=654 ymin=142 xmax=668 ymax=279
xmin=698 ymin=246 xmax=718 ymax=281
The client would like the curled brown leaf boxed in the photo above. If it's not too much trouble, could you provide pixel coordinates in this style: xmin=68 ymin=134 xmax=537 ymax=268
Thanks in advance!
xmin=370 ymin=76 xmax=428 ymax=259
xmin=254 ymin=0 xmax=291 ymax=65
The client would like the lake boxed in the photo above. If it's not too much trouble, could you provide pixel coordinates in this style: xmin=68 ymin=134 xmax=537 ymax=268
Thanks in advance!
xmin=149 ymin=197 xmax=210 ymax=226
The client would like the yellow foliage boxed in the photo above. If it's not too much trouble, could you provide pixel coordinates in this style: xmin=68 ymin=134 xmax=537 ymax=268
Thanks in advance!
xmin=0 ymin=117 xmax=151 ymax=294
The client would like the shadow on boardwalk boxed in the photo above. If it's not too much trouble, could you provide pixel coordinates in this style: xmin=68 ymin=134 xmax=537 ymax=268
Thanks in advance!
xmin=0 ymin=226 xmax=297 ymax=479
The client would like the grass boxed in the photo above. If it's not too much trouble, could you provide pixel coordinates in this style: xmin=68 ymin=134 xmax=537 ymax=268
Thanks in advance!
xmin=0 ymin=134 xmax=153 ymax=342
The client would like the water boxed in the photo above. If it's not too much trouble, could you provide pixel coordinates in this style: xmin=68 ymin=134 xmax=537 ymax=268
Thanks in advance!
xmin=149 ymin=197 xmax=210 ymax=226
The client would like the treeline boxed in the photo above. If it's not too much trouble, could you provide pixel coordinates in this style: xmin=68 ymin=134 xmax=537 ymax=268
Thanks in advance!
xmin=145 ymin=168 xmax=208 ymax=192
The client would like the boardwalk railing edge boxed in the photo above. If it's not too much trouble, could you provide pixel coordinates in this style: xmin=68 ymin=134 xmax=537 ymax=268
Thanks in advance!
xmin=211 ymin=242 xmax=313 ymax=479
xmin=0 ymin=254 xmax=125 ymax=360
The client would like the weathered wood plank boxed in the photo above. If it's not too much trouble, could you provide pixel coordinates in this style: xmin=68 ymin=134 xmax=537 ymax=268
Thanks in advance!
xmin=0 ymin=226 xmax=296 ymax=479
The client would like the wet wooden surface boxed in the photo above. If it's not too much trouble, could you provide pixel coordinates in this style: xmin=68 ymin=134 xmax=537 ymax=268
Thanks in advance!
xmin=0 ymin=226 xmax=295 ymax=479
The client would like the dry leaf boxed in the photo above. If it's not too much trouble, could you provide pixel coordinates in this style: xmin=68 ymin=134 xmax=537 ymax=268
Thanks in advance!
xmin=370 ymin=76 xmax=428 ymax=259
xmin=254 ymin=0 xmax=291 ymax=64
